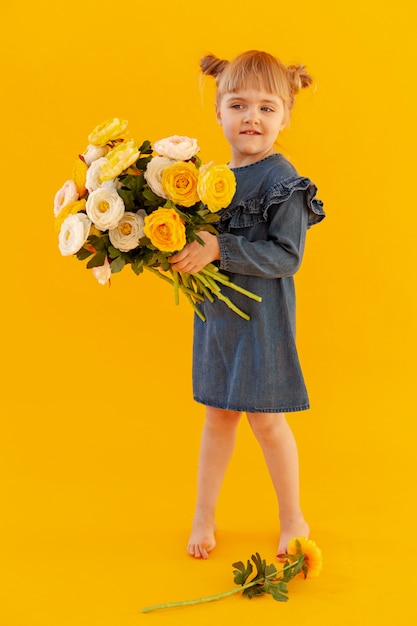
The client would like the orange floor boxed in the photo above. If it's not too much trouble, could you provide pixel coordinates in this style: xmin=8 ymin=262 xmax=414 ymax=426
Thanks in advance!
xmin=1 ymin=398 xmax=416 ymax=626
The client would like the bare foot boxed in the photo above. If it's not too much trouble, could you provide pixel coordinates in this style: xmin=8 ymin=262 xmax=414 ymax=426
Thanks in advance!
xmin=277 ymin=518 xmax=310 ymax=557
xmin=187 ymin=517 xmax=217 ymax=559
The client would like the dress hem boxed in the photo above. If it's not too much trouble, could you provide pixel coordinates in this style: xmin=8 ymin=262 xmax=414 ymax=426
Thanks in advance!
xmin=193 ymin=396 xmax=310 ymax=413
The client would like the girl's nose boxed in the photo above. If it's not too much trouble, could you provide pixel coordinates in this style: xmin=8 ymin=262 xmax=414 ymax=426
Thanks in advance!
xmin=244 ymin=110 xmax=260 ymax=124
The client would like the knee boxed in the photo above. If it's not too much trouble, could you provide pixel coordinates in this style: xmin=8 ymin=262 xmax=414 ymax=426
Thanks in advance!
xmin=205 ymin=407 xmax=242 ymax=432
xmin=247 ymin=412 xmax=287 ymax=443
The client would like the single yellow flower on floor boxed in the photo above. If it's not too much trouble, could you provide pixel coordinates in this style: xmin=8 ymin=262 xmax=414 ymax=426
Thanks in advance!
xmin=287 ymin=537 xmax=323 ymax=578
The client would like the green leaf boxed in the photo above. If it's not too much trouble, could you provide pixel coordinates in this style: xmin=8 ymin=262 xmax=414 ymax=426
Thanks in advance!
xmin=107 ymin=246 xmax=121 ymax=259
xmin=143 ymin=187 xmax=161 ymax=203
xmin=186 ymin=229 xmax=204 ymax=246
xmin=110 ymin=256 xmax=126 ymax=273
xmin=199 ymin=212 xmax=221 ymax=223
xmin=232 ymin=560 xmax=253 ymax=586
xmin=159 ymin=256 xmax=170 ymax=271
xmin=281 ymin=556 xmax=305 ymax=582
xmin=175 ymin=208 xmax=192 ymax=223
xmin=88 ymin=234 xmax=109 ymax=252
xmin=251 ymin=553 xmax=266 ymax=580
xmin=117 ymin=189 xmax=136 ymax=211
xmin=86 ymin=251 xmax=107 ymax=269
xmin=243 ymin=586 xmax=263 ymax=599
xmin=196 ymin=224 xmax=220 ymax=235
xmin=131 ymin=258 xmax=144 ymax=275
xmin=76 ymin=246 xmax=93 ymax=261
xmin=136 ymin=155 xmax=152 ymax=170
xmin=265 ymin=563 xmax=278 ymax=578
xmin=138 ymin=140 xmax=152 ymax=154
xmin=269 ymin=583 xmax=289 ymax=602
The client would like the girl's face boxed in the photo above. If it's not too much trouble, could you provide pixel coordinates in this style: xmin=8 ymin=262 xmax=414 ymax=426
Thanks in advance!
xmin=216 ymin=87 xmax=287 ymax=168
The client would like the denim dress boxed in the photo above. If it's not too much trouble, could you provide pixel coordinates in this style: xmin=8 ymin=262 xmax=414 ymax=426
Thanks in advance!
xmin=192 ymin=153 xmax=325 ymax=413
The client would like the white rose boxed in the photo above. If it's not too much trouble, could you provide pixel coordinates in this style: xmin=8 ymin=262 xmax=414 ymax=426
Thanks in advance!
xmin=153 ymin=135 xmax=199 ymax=161
xmin=109 ymin=210 xmax=146 ymax=252
xmin=85 ymin=157 xmax=118 ymax=193
xmin=92 ymin=257 xmax=111 ymax=285
xmin=54 ymin=180 xmax=78 ymax=217
xmin=144 ymin=156 xmax=175 ymax=198
xmin=58 ymin=213 xmax=91 ymax=256
xmin=83 ymin=143 xmax=109 ymax=166
xmin=86 ymin=188 xmax=125 ymax=231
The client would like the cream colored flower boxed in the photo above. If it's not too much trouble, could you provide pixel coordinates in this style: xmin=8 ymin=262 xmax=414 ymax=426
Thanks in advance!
xmin=87 ymin=117 xmax=128 ymax=146
xmin=54 ymin=180 xmax=78 ymax=217
xmin=86 ymin=188 xmax=125 ymax=231
xmin=144 ymin=156 xmax=175 ymax=198
xmin=100 ymin=139 xmax=139 ymax=181
xmin=83 ymin=143 xmax=109 ymax=166
xmin=109 ymin=210 xmax=146 ymax=252
xmin=153 ymin=135 xmax=199 ymax=161
xmin=92 ymin=257 xmax=111 ymax=285
xmin=85 ymin=157 xmax=118 ymax=193
xmin=58 ymin=213 xmax=91 ymax=256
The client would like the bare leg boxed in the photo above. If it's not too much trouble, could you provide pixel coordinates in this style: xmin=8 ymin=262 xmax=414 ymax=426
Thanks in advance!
xmin=246 ymin=412 xmax=309 ymax=555
xmin=188 ymin=407 xmax=241 ymax=559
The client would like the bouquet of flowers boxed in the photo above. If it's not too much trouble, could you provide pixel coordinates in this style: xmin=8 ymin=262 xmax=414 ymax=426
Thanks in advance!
xmin=54 ymin=117 xmax=261 ymax=321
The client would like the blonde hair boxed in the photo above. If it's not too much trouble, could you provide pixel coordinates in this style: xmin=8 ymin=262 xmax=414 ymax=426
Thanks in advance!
xmin=200 ymin=50 xmax=312 ymax=121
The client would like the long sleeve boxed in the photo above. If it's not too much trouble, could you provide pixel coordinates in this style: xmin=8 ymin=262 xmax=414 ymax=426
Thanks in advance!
xmin=217 ymin=190 xmax=308 ymax=279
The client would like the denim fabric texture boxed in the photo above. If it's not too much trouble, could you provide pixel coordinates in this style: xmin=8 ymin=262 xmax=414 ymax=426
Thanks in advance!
xmin=192 ymin=153 xmax=325 ymax=413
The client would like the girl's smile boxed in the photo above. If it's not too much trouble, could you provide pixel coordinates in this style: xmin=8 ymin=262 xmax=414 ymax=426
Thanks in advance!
xmin=216 ymin=88 xmax=287 ymax=167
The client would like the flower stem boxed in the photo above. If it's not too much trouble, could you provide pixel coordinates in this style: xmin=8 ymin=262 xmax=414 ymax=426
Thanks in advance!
xmin=145 ymin=266 xmax=203 ymax=301
xmin=141 ymin=558 xmax=303 ymax=613
xmin=184 ymin=293 xmax=206 ymax=322
xmin=173 ymin=270 xmax=179 ymax=305
xmin=141 ymin=578 xmax=261 ymax=613
xmin=202 ymin=274 xmax=251 ymax=320
xmin=201 ymin=267 xmax=262 ymax=302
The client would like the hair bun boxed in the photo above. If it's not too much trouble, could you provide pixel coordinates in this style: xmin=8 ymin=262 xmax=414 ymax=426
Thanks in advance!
xmin=287 ymin=64 xmax=313 ymax=92
xmin=200 ymin=54 xmax=229 ymax=78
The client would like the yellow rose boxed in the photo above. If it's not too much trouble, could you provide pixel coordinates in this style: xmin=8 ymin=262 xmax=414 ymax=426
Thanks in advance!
xmin=144 ymin=208 xmax=186 ymax=252
xmin=161 ymin=161 xmax=200 ymax=208
xmin=72 ymin=157 xmax=88 ymax=197
xmin=100 ymin=140 xmax=139 ymax=181
xmin=54 ymin=199 xmax=86 ymax=232
xmin=197 ymin=163 xmax=236 ymax=212
xmin=87 ymin=117 xmax=128 ymax=147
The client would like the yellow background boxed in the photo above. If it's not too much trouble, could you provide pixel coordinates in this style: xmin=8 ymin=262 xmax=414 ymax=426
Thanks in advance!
xmin=1 ymin=0 xmax=416 ymax=624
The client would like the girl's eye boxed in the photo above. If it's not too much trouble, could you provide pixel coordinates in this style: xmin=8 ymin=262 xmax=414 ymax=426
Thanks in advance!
xmin=261 ymin=106 xmax=273 ymax=112
xmin=231 ymin=104 xmax=243 ymax=109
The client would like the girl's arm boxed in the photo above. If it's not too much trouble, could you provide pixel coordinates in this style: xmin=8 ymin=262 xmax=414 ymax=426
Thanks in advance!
xmin=168 ymin=230 xmax=220 ymax=274
xmin=169 ymin=190 xmax=308 ymax=278
xmin=218 ymin=190 xmax=308 ymax=278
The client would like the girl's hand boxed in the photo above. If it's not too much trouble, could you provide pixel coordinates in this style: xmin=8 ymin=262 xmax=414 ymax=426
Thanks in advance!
xmin=169 ymin=231 xmax=220 ymax=274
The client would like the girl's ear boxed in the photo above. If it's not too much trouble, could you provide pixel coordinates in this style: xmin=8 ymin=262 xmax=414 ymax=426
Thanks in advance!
xmin=216 ymin=107 xmax=222 ymax=126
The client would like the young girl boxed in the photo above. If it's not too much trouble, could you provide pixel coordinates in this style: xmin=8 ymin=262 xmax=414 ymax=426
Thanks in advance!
xmin=169 ymin=50 xmax=325 ymax=559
